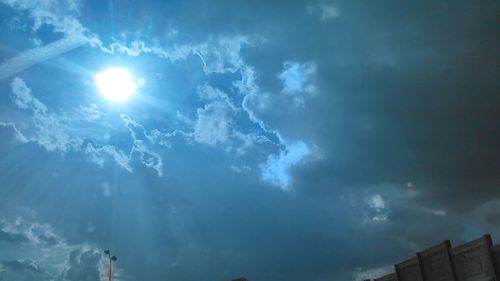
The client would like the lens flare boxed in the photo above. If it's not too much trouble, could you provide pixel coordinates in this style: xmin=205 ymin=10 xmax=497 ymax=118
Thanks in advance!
xmin=94 ymin=67 xmax=137 ymax=102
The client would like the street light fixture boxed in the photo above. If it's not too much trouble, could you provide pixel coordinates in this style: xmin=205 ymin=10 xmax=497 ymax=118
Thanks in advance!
xmin=104 ymin=249 xmax=117 ymax=281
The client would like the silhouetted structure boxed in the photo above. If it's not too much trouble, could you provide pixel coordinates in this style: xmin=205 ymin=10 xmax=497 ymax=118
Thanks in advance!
xmin=104 ymin=249 xmax=117 ymax=281
xmin=371 ymin=234 xmax=500 ymax=281
xmin=231 ymin=278 xmax=248 ymax=281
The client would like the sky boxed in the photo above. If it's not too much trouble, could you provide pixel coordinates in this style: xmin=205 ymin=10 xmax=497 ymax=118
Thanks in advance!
xmin=0 ymin=0 xmax=498 ymax=280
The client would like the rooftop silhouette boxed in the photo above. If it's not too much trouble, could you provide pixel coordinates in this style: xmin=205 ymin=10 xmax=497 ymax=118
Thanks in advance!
xmin=370 ymin=234 xmax=500 ymax=281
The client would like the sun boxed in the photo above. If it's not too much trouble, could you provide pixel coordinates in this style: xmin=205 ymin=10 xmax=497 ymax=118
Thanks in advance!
xmin=94 ymin=67 xmax=138 ymax=102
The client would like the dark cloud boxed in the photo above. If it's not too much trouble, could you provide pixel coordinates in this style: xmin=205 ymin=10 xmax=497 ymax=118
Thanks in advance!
xmin=0 ymin=218 xmax=107 ymax=281
xmin=0 ymin=230 xmax=29 ymax=244
xmin=61 ymin=250 xmax=103 ymax=281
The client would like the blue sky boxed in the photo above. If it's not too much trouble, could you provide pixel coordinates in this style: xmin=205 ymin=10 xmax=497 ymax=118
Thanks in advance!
xmin=0 ymin=0 xmax=498 ymax=280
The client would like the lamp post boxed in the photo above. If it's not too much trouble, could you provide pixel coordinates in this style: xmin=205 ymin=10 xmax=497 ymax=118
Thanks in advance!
xmin=104 ymin=249 xmax=117 ymax=281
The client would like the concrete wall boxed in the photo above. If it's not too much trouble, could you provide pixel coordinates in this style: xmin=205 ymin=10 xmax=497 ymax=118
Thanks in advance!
xmin=369 ymin=234 xmax=499 ymax=281
xmin=492 ymin=245 xmax=500 ymax=279
xmin=417 ymin=241 xmax=455 ymax=281
xmin=449 ymin=235 xmax=496 ymax=281
xmin=396 ymin=257 xmax=424 ymax=281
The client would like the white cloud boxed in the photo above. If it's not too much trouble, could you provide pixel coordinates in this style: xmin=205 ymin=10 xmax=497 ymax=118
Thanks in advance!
xmin=78 ymin=104 xmax=102 ymax=122
xmin=193 ymin=85 xmax=238 ymax=146
xmin=262 ymin=141 xmax=310 ymax=190
xmin=367 ymin=194 xmax=388 ymax=222
xmin=80 ymin=35 xmax=273 ymax=168
xmin=0 ymin=218 xmax=113 ymax=281
xmin=130 ymin=139 xmax=163 ymax=176
xmin=228 ymin=130 xmax=256 ymax=156
xmin=2 ymin=77 xmax=164 ymax=175
xmin=105 ymin=78 xmax=263 ymax=161
xmin=97 ymin=39 xmax=194 ymax=63
xmin=0 ymin=36 xmax=86 ymax=81
xmin=368 ymin=194 xmax=386 ymax=210
xmin=1 ymin=0 xmax=251 ymax=76
xmin=197 ymin=84 xmax=235 ymax=104
xmin=1 ymin=0 xmax=252 ymax=83
xmin=194 ymin=36 xmax=250 ymax=74
xmin=84 ymin=142 xmax=133 ymax=173
xmin=97 ymin=36 xmax=250 ymax=75
xmin=0 ymin=1 xmax=92 ymax=81
xmin=235 ymin=66 xmax=316 ymax=190
xmin=120 ymin=114 xmax=167 ymax=176
xmin=190 ymin=84 xmax=265 ymax=157
xmin=238 ymin=66 xmax=285 ymax=146
xmin=10 ymin=77 xmax=84 ymax=152
xmin=0 ymin=0 xmax=314 ymax=188
xmin=193 ymin=101 xmax=233 ymax=146
xmin=0 ymin=0 xmax=85 ymax=35
xmin=278 ymin=61 xmax=317 ymax=106
xmin=1 ymin=0 xmax=298 ymax=182
xmin=0 ymin=122 xmax=28 ymax=143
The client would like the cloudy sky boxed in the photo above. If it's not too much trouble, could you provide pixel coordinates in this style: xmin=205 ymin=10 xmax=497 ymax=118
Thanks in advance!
xmin=0 ymin=0 xmax=498 ymax=280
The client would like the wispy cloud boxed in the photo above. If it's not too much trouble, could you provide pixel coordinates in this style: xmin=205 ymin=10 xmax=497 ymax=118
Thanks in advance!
xmin=193 ymin=85 xmax=237 ymax=146
xmin=0 ymin=36 xmax=87 ymax=81
xmin=0 ymin=217 xmax=113 ymax=281
xmin=262 ymin=141 xmax=310 ymax=190
xmin=10 ymin=77 xmax=84 ymax=152
xmin=278 ymin=61 xmax=317 ymax=102
xmin=95 ymin=36 xmax=250 ymax=75
xmin=279 ymin=61 xmax=317 ymax=94
xmin=236 ymin=66 xmax=314 ymax=188
xmin=3 ymin=77 xmax=164 ymax=175
xmin=306 ymin=1 xmax=339 ymax=21
xmin=0 ymin=122 xmax=28 ymax=143
xmin=0 ymin=0 xmax=85 ymax=35
xmin=1 ymin=0 xmax=313 ymax=189
xmin=367 ymin=194 xmax=388 ymax=222
xmin=0 ymin=0 xmax=92 ymax=80
xmin=194 ymin=36 xmax=250 ymax=74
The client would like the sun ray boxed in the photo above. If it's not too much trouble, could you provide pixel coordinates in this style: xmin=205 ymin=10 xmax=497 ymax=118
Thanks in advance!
xmin=94 ymin=68 xmax=137 ymax=102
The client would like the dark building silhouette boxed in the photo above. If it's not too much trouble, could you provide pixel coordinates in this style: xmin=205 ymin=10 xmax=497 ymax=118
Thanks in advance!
xmin=231 ymin=278 xmax=248 ymax=281
xmin=494 ymin=245 xmax=500 ymax=271
xmin=417 ymin=241 xmax=455 ymax=281
xmin=371 ymin=234 xmax=500 ymax=281
xmin=396 ymin=257 xmax=424 ymax=281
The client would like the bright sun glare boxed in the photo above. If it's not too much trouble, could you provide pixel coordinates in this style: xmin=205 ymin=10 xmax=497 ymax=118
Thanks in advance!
xmin=94 ymin=67 xmax=137 ymax=102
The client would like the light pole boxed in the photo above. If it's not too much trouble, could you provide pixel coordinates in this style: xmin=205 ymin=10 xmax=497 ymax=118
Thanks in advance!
xmin=104 ymin=249 xmax=117 ymax=281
